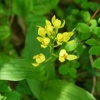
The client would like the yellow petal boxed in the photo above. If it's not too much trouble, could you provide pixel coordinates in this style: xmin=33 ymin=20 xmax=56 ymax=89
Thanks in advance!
xmin=32 ymin=63 xmax=39 ymax=67
xmin=46 ymin=20 xmax=52 ymax=25
xmin=45 ymin=24 xmax=53 ymax=33
xmin=67 ymin=55 xmax=77 ymax=60
xmin=59 ymin=56 xmax=65 ymax=62
xmin=38 ymin=27 xmax=46 ymax=37
xmin=37 ymin=37 xmax=42 ymax=42
xmin=60 ymin=20 xmax=65 ymax=28
xmin=57 ymin=33 xmax=63 ymax=41
xmin=42 ymin=37 xmax=50 ymax=46
xmin=51 ymin=15 xmax=56 ymax=24
xmin=59 ymin=49 xmax=68 ymax=56
xmin=53 ymin=19 xmax=61 ymax=28
xmin=36 ymin=53 xmax=46 ymax=63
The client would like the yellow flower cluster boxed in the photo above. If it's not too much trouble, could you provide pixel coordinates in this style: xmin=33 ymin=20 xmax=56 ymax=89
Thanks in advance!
xmin=37 ymin=15 xmax=65 ymax=48
xmin=32 ymin=15 xmax=77 ymax=67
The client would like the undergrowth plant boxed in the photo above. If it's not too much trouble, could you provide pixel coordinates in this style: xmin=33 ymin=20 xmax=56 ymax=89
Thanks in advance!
xmin=0 ymin=0 xmax=100 ymax=100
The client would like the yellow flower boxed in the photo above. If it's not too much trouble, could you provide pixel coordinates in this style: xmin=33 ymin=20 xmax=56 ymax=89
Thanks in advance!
xmin=51 ymin=15 xmax=65 ymax=28
xmin=63 ymin=32 xmax=74 ymax=42
xmin=37 ymin=37 xmax=50 ymax=48
xmin=38 ymin=26 xmax=46 ymax=37
xmin=32 ymin=53 xmax=46 ymax=67
xmin=56 ymin=32 xmax=74 ymax=45
xmin=56 ymin=33 xmax=64 ymax=45
xmin=45 ymin=20 xmax=53 ymax=32
xmin=59 ymin=49 xmax=77 ymax=62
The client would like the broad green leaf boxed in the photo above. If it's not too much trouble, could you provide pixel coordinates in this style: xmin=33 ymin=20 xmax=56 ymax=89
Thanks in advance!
xmin=0 ymin=59 xmax=46 ymax=81
xmin=27 ymin=79 xmax=43 ymax=100
xmin=85 ymin=38 xmax=98 ymax=46
xmin=89 ymin=46 xmax=100 ymax=56
xmin=82 ymin=11 xmax=90 ymax=22
xmin=64 ymin=40 xmax=78 ymax=51
xmin=93 ymin=57 xmax=100 ymax=68
xmin=0 ymin=26 xmax=11 ymax=41
xmin=76 ymin=23 xmax=90 ymax=40
xmin=41 ymin=80 xmax=96 ymax=100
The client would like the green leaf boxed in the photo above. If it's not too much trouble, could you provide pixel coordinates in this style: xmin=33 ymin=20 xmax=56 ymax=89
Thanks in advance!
xmin=16 ymin=80 xmax=32 ymax=95
xmin=6 ymin=91 xmax=21 ymax=100
xmin=71 ymin=61 xmax=80 ymax=68
xmin=27 ymin=79 xmax=43 ymax=100
xmin=64 ymin=40 xmax=78 ymax=51
xmin=0 ymin=26 xmax=11 ymax=41
xmin=92 ymin=27 xmax=100 ymax=38
xmin=76 ymin=23 xmax=90 ymax=40
xmin=0 ymin=59 xmax=46 ymax=81
xmin=85 ymin=38 xmax=98 ymax=46
xmin=75 ymin=44 xmax=84 ymax=55
xmin=98 ymin=18 xmax=100 ymax=24
xmin=82 ymin=11 xmax=90 ymax=22
xmin=69 ymin=68 xmax=77 ymax=78
xmin=0 ymin=80 xmax=10 ymax=93
xmin=42 ymin=80 xmax=96 ymax=100
xmin=71 ymin=9 xmax=79 ymax=15
xmin=12 ymin=0 xmax=34 ymax=16
xmin=59 ymin=62 xmax=70 ymax=75
xmin=89 ymin=46 xmax=100 ymax=56
xmin=12 ymin=0 xmax=59 ymax=16
xmin=32 ymin=0 xmax=59 ymax=15
xmin=93 ymin=58 xmax=100 ymax=68
xmin=90 ymin=19 xmax=97 ymax=30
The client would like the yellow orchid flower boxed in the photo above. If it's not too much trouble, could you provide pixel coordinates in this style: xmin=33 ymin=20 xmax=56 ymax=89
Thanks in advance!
xmin=51 ymin=15 xmax=65 ymax=28
xmin=45 ymin=20 xmax=53 ymax=33
xmin=56 ymin=32 xmax=74 ymax=45
xmin=32 ymin=53 xmax=46 ymax=67
xmin=37 ymin=37 xmax=50 ymax=48
xmin=38 ymin=26 xmax=46 ymax=37
xmin=59 ymin=49 xmax=77 ymax=62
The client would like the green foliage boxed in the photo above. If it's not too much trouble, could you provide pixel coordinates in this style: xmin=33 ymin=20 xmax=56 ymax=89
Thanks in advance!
xmin=42 ymin=80 xmax=96 ymax=100
xmin=0 ymin=26 xmax=11 ymax=41
xmin=93 ymin=58 xmax=100 ymax=68
xmin=12 ymin=0 xmax=59 ymax=16
xmin=89 ymin=46 xmax=100 ymax=56
xmin=0 ymin=59 xmax=46 ymax=81
xmin=76 ymin=23 xmax=91 ymax=40
xmin=85 ymin=38 xmax=98 ymax=46
xmin=0 ymin=0 xmax=100 ymax=99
